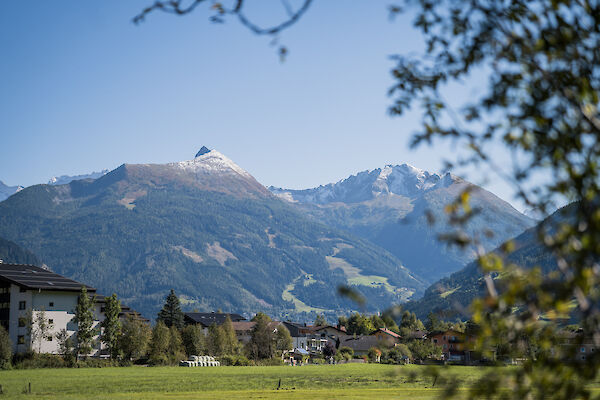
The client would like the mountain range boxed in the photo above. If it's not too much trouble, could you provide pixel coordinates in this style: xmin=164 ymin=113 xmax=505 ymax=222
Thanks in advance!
xmin=0 ymin=148 xmax=424 ymax=319
xmin=270 ymin=164 xmax=534 ymax=282
xmin=0 ymin=147 xmax=535 ymax=320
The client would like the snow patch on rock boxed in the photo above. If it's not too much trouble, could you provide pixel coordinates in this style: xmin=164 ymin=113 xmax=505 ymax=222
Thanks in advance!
xmin=172 ymin=150 xmax=252 ymax=179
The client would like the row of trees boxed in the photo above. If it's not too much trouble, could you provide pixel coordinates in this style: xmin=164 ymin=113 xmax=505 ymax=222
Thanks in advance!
xmin=150 ymin=291 xmax=293 ymax=364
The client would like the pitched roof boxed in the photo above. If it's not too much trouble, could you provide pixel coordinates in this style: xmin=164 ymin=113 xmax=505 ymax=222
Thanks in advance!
xmin=0 ymin=264 xmax=94 ymax=292
xmin=184 ymin=312 xmax=246 ymax=327
xmin=373 ymin=328 xmax=401 ymax=339
xmin=314 ymin=325 xmax=347 ymax=334
xmin=231 ymin=321 xmax=282 ymax=333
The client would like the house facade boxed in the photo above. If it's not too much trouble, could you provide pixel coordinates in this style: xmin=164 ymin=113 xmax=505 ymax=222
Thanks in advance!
xmin=0 ymin=263 xmax=142 ymax=356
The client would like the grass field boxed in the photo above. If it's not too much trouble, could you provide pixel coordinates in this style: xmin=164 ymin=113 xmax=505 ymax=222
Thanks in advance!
xmin=0 ymin=364 xmax=478 ymax=399
xmin=0 ymin=363 xmax=597 ymax=399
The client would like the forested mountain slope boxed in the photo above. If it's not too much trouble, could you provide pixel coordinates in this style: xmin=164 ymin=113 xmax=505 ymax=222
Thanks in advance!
xmin=405 ymin=204 xmax=571 ymax=319
xmin=0 ymin=148 xmax=425 ymax=319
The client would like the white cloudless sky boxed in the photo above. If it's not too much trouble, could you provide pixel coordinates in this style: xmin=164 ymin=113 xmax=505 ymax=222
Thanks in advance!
xmin=0 ymin=0 xmax=532 ymax=211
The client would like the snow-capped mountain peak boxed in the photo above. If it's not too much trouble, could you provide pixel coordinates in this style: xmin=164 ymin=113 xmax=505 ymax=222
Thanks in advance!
xmin=0 ymin=181 xmax=24 ymax=202
xmin=270 ymin=163 xmax=456 ymax=204
xmin=171 ymin=148 xmax=252 ymax=179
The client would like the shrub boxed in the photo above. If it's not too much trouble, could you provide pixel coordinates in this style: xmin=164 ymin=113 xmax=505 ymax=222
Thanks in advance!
xmin=385 ymin=344 xmax=412 ymax=365
xmin=13 ymin=353 xmax=67 ymax=369
xmin=368 ymin=347 xmax=382 ymax=363
xmin=220 ymin=354 xmax=250 ymax=366
xmin=338 ymin=346 xmax=354 ymax=361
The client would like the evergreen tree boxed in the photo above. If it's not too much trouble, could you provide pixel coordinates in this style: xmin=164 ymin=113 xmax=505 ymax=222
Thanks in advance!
xmin=0 ymin=325 xmax=11 ymax=369
xmin=120 ymin=314 xmax=152 ymax=361
xmin=74 ymin=286 xmax=95 ymax=359
xmin=101 ymin=293 xmax=122 ymax=359
xmin=156 ymin=289 xmax=184 ymax=330
xmin=247 ymin=313 xmax=274 ymax=360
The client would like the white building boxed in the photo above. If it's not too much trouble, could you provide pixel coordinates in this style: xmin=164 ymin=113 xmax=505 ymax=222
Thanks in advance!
xmin=0 ymin=263 xmax=143 ymax=356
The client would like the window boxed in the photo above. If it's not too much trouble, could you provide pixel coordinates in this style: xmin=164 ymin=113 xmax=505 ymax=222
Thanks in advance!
xmin=581 ymin=347 xmax=586 ymax=353
xmin=18 ymin=318 xmax=26 ymax=328
xmin=19 ymin=287 xmax=26 ymax=293
xmin=49 ymin=302 xmax=54 ymax=307
xmin=17 ymin=335 xmax=24 ymax=344
xmin=443 ymin=336 xmax=446 ymax=340
xmin=433 ymin=339 xmax=438 ymax=344
xmin=48 ymin=319 xmax=54 ymax=325
xmin=0 ymin=303 xmax=8 ymax=309
xmin=18 ymin=301 xmax=26 ymax=310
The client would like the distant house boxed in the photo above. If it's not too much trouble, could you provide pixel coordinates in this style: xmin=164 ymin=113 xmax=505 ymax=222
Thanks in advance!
xmin=282 ymin=321 xmax=310 ymax=350
xmin=230 ymin=320 xmax=284 ymax=344
xmin=430 ymin=329 xmax=478 ymax=362
xmin=0 ymin=263 xmax=142 ymax=355
xmin=559 ymin=329 xmax=597 ymax=362
xmin=313 ymin=325 xmax=347 ymax=337
xmin=340 ymin=335 xmax=384 ymax=357
xmin=371 ymin=328 xmax=401 ymax=345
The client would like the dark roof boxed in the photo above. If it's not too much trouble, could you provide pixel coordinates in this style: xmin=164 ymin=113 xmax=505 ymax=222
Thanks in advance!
xmin=95 ymin=295 xmax=149 ymax=322
xmin=184 ymin=312 xmax=246 ymax=327
xmin=0 ymin=264 xmax=94 ymax=292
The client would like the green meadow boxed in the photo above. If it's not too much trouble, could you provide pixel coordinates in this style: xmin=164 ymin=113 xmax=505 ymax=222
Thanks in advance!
xmin=0 ymin=364 xmax=597 ymax=399
xmin=0 ymin=364 xmax=480 ymax=399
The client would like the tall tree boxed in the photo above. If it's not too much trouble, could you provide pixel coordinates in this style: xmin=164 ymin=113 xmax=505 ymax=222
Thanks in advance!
xmin=74 ymin=286 xmax=95 ymax=359
xmin=221 ymin=315 xmax=239 ymax=355
xmin=156 ymin=289 xmax=184 ymax=330
xmin=148 ymin=321 xmax=170 ymax=365
xmin=275 ymin=325 xmax=293 ymax=354
xmin=167 ymin=325 xmax=185 ymax=363
xmin=182 ymin=324 xmax=205 ymax=357
xmin=101 ymin=293 xmax=122 ymax=359
xmin=248 ymin=313 xmax=274 ymax=360
xmin=120 ymin=314 xmax=152 ymax=361
xmin=207 ymin=323 xmax=225 ymax=356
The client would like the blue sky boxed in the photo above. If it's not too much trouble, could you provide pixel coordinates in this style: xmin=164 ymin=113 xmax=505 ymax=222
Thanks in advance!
xmin=0 ymin=1 xmax=527 ymax=210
